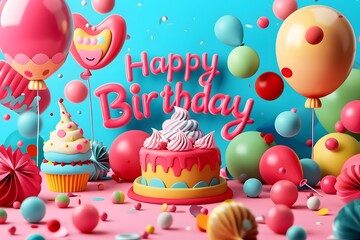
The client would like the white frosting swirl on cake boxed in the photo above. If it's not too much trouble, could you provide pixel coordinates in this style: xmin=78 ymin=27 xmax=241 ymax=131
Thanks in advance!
xmin=194 ymin=131 xmax=216 ymax=149
xmin=143 ymin=128 xmax=168 ymax=150
xmin=167 ymin=131 xmax=193 ymax=151
xmin=162 ymin=106 xmax=204 ymax=141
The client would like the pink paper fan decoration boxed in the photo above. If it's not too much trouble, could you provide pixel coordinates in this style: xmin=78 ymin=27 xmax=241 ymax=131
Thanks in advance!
xmin=335 ymin=164 xmax=360 ymax=203
xmin=0 ymin=145 xmax=42 ymax=207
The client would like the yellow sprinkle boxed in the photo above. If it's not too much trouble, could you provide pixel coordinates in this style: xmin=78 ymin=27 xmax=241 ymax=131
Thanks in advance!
xmin=48 ymin=161 xmax=52 ymax=164
xmin=61 ymin=120 xmax=64 ymax=124
xmin=70 ymin=137 xmax=74 ymax=141
xmin=43 ymin=141 xmax=46 ymax=145
xmin=224 ymin=199 xmax=234 ymax=203
xmin=161 ymin=203 xmax=168 ymax=212
xmin=317 ymin=208 xmax=329 ymax=216
xmin=65 ymin=144 xmax=69 ymax=148
xmin=50 ymin=131 xmax=52 ymax=135
xmin=50 ymin=142 xmax=53 ymax=146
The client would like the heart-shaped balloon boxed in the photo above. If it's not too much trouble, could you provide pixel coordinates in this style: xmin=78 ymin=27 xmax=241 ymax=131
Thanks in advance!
xmin=259 ymin=145 xmax=303 ymax=185
xmin=70 ymin=14 xmax=126 ymax=71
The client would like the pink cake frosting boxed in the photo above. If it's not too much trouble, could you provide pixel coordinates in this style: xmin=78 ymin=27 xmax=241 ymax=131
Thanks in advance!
xmin=194 ymin=131 xmax=216 ymax=149
xmin=143 ymin=128 xmax=168 ymax=150
xmin=167 ymin=131 xmax=193 ymax=151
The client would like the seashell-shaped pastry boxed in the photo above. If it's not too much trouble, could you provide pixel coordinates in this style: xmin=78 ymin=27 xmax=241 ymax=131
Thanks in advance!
xmin=207 ymin=201 xmax=258 ymax=240
xmin=333 ymin=198 xmax=360 ymax=239
xmin=335 ymin=164 xmax=360 ymax=203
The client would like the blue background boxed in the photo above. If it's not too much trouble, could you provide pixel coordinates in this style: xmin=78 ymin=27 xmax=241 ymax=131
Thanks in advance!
xmin=1 ymin=0 xmax=359 ymax=164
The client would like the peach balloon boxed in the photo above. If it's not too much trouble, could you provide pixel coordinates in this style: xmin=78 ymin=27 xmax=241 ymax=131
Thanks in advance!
xmin=276 ymin=6 xmax=355 ymax=108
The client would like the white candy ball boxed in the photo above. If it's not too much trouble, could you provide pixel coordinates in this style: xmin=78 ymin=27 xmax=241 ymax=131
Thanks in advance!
xmin=307 ymin=196 xmax=320 ymax=210
xmin=157 ymin=212 xmax=173 ymax=229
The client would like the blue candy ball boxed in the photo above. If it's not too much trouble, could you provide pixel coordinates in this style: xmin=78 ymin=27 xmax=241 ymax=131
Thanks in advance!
xmin=17 ymin=111 xmax=42 ymax=138
xmin=286 ymin=225 xmax=307 ymax=240
xmin=275 ymin=110 xmax=301 ymax=137
xmin=27 ymin=234 xmax=45 ymax=240
xmin=243 ymin=178 xmax=263 ymax=198
xmin=20 ymin=197 xmax=46 ymax=223
xmin=300 ymin=158 xmax=321 ymax=189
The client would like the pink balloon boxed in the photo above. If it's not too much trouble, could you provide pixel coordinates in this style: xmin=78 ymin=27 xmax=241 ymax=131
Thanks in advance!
xmin=272 ymin=0 xmax=298 ymax=20
xmin=342 ymin=154 xmax=360 ymax=171
xmin=109 ymin=130 xmax=150 ymax=182
xmin=0 ymin=0 xmax=72 ymax=83
xmin=92 ymin=0 xmax=115 ymax=14
xmin=270 ymin=180 xmax=298 ymax=207
xmin=259 ymin=145 xmax=303 ymax=185
xmin=320 ymin=175 xmax=337 ymax=194
xmin=266 ymin=205 xmax=294 ymax=234
xmin=341 ymin=100 xmax=360 ymax=134
xmin=70 ymin=14 xmax=126 ymax=71
xmin=64 ymin=80 xmax=88 ymax=103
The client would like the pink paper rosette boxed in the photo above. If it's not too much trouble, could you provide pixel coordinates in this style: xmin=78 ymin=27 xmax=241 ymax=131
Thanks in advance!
xmin=0 ymin=145 xmax=42 ymax=206
xmin=335 ymin=164 xmax=360 ymax=203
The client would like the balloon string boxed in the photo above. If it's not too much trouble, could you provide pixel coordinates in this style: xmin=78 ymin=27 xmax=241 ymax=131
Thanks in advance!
xmin=87 ymin=76 xmax=94 ymax=143
xmin=36 ymin=89 xmax=40 ymax=168
xmin=311 ymin=108 xmax=315 ymax=159
xmin=304 ymin=183 xmax=324 ymax=197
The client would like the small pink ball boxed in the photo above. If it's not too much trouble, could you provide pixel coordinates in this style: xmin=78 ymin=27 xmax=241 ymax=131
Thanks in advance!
xmin=257 ymin=16 xmax=269 ymax=29
xmin=140 ymin=231 xmax=149 ymax=239
xmin=17 ymin=140 xmax=24 ymax=147
xmin=335 ymin=121 xmax=346 ymax=133
xmin=100 ymin=212 xmax=108 ymax=221
xmin=64 ymin=80 xmax=88 ymax=103
xmin=320 ymin=175 xmax=337 ymax=194
xmin=341 ymin=100 xmax=360 ymax=134
xmin=8 ymin=226 xmax=16 ymax=235
xmin=200 ymin=207 xmax=208 ymax=215
xmin=306 ymin=192 xmax=314 ymax=199
xmin=266 ymin=205 xmax=294 ymax=234
xmin=3 ymin=114 xmax=10 ymax=121
xmin=91 ymin=0 xmax=115 ymax=14
xmin=13 ymin=201 xmax=21 ymax=209
xmin=72 ymin=204 xmax=99 ymax=233
xmin=270 ymin=180 xmax=298 ymax=207
xmin=168 ymin=205 xmax=177 ymax=212
xmin=325 ymin=138 xmax=339 ymax=151
xmin=305 ymin=139 xmax=313 ymax=147
xmin=305 ymin=26 xmax=324 ymax=45
xmin=134 ymin=202 xmax=142 ymax=210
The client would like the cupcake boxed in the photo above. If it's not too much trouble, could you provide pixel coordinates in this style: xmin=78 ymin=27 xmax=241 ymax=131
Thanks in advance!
xmin=41 ymin=99 xmax=93 ymax=192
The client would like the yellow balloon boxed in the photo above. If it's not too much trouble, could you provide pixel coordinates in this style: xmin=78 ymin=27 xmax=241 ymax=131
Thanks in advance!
xmin=314 ymin=133 xmax=360 ymax=177
xmin=276 ymin=6 xmax=356 ymax=108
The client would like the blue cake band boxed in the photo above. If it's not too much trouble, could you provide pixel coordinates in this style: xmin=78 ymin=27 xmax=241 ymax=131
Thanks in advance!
xmin=44 ymin=149 xmax=92 ymax=164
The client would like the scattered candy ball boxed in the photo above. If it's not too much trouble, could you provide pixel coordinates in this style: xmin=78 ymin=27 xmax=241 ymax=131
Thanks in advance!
xmin=257 ymin=16 xmax=269 ymax=28
xmin=140 ymin=231 xmax=148 ymax=239
xmin=134 ymin=202 xmax=142 ymax=210
xmin=100 ymin=212 xmax=108 ymax=221
xmin=55 ymin=194 xmax=70 ymax=208
xmin=64 ymin=80 xmax=88 ymax=103
xmin=20 ymin=197 xmax=46 ymax=223
xmin=72 ymin=204 xmax=99 ymax=233
xmin=305 ymin=26 xmax=324 ymax=45
xmin=157 ymin=212 xmax=173 ymax=229
xmin=91 ymin=0 xmax=115 ymax=14
xmin=320 ymin=175 xmax=337 ymax=194
xmin=307 ymin=196 xmax=321 ymax=211
xmin=341 ymin=100 xmax=360 ymax=134
xmin=200 ymin=207 xmax=209 ymax=215
xmin=47 ymin=219 xmax=61 ymax=232
xmin=3 ymin=113 xmax=10 ymax=121
xmin=243 ymin=178 xmax=263 ymax=198
xmin=0 ymin=208 xmax=7 ymax=224
xmin=13 ymin=201 xmax=21 ymax=209
xmin=17 ymin=140 xmax=24 ymax=147
xmin=306 ymin=192 xmax=314 ymax=199
xmin=17 ymin=111 xmax=42 ymax=138
xmin=97 ymin=184 xmax=104 ymax=190
xmin=111 ymin=191 xmax=125 ymax=204
xmin=145 ymin=224 xmax=155 ymax=234
xmin=27 ymin=233 xmax=45 ymax=240
xmin=168 ymin=205 xmax=177 ymax=212
xmin=286 ymin=225 xmax=307 ymax=240
xmin=270 ymin=180 xmax=298 ymax=207
xmin=115 ymin=233 xmax=141 ymax=240
xmin=266 ymin=205 xmax=294 ymax=234
xmin=8 ymin=226 xmax=16 ymax=235
xmin=161 ymin=203 xmax=168 ymax=212
xmin=325 ymin=138 xmax=339 ymax=151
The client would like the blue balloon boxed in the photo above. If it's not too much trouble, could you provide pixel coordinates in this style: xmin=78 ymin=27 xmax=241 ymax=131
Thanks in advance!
xmin=286 ymin=226 xmax=307 ymax=240
xmin=274 ymin=110 xmax=301 ymax=137
xmin=214 ymin=15 xmax=243 ymax=46
xmin=243 ymin=178 xmax=263 ymax=198
xmin=20 ymin=197 xmax=46 ymax=223
xmin=300 ymin=158 xmax=321 ymax=189
xmin=17 ymin=111 xmax=42 ymax=138
xmin=4 ymin=130 xmax=44 ymax=167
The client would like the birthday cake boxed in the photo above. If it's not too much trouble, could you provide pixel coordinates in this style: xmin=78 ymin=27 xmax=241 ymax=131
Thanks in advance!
xmin=41 ymin=99 xmax=93 ymax=192
xmin=129 ymin=107 xmax=232 ymax=204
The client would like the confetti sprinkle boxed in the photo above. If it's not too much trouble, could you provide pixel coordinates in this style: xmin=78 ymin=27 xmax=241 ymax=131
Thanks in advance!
xmin=58 ymin=74 xmax=63 ymax=78
xmin=86 ymin=23 xmax=91 ymax=28
xmin=77 ymin=110 xmax=82 ymax=114
xmin=137 ymin=3 xmax=142 ymax=6
xmin=126 ymin=34 xmax=131 ymax=40
xmin=245 ymin=24 xmax=253 ymax=28
xmin=81 ymin=0 xmax=87 ymax=6
xmin=316 ymin=221 xmax=323 ymax=225
xmin=185 ymin=226 xmax=192 ymax=231
xmin=92 ymin=197 xmax=105 ymax=201
xmin=31 ymin=225 xmax=39 ymax=228
xmin=317 ymin=208 xmax=329 ymax=216
xmin=150 ymin=36 xmax=154 ymax=40
xmin=200 ymin=41 xmax=204 ymax=45
xmin=159 ymin=16 xmax=168 ymax=24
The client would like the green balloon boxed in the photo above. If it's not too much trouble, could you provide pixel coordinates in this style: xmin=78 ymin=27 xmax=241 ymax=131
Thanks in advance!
xmin=225 ymin=131 xmax=275 ymax=182
xmin=227 ymin=45 xmax=260 ymax=78
xmin=315 ymin=68 xmax=360 ymax=140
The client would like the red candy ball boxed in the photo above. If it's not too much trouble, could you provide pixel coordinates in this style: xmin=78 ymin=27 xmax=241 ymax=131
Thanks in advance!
xmin=72 ymin=204 xmax=99 ymax=233
xmin=320 ymin=175 xmax=337 ymax=194
xmin=266 ymin=205 xmax=294 ymax=234
xmin=47 ymin=219 xmax=61 ymax=232
xmin=270 ymin=180 xmax=298 ymax=207
xmin=305 ymin=26 xmax=324 ymax=45
xmin=255 ymin=72 xmax=284 ymax=101
xmin=257 ymin=16 xmax=269 ymax=29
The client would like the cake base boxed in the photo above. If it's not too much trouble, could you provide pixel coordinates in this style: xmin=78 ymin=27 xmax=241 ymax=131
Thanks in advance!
xmin=128 ymin=176 xmax=233 ymax=205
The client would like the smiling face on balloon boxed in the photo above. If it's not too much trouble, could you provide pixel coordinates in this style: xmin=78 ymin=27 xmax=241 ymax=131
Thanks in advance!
xmin=70 ymin=14 xmax=126 ymax=70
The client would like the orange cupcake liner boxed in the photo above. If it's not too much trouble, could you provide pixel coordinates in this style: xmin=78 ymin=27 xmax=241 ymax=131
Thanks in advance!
xmin=44 ymin=173 xmax=90 ymax=192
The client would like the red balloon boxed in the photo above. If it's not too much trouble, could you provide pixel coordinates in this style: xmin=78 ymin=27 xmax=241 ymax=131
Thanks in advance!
xmin=255 ymin=72 xmax=284 ymax=100
xmin=109 ymin=130 xmax=150 ymax=182
xmin=259 ymin=145 xmax=303 ymax=185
